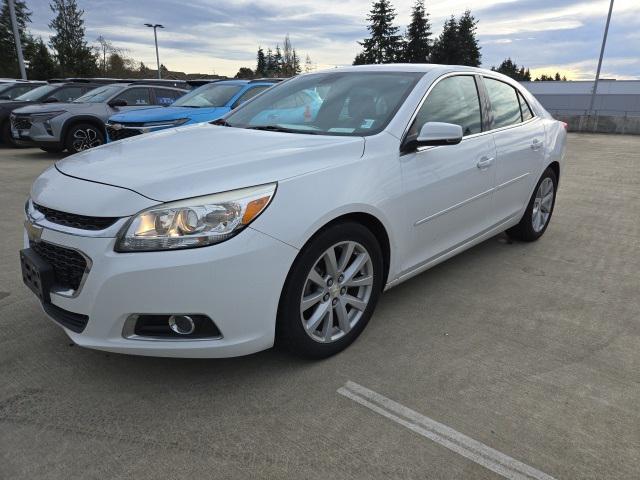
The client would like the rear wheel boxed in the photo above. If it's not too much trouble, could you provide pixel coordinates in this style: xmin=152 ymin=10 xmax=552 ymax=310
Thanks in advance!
xmin=507 ymin=167 xmax=557 ymax=242
xmin=65 ymin=123 xmax=105 ymax=153
xmin=277 ymin=222 xmax=384 ymax=358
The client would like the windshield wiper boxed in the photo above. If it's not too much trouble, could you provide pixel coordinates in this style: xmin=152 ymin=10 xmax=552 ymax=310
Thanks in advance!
xmin=247 ymin=125 xmax=318 ymax=134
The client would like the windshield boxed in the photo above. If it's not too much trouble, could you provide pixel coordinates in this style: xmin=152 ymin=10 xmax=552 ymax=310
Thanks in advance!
xmin=73 ymin=85 xmax=123 ymax=103
xmin=15 ymin=84 xmax=57 ymax=101
xmin=224 ymin=71 xmax=423 ymax=136
xmin=173 ymin=83 xmax=243 ymax=108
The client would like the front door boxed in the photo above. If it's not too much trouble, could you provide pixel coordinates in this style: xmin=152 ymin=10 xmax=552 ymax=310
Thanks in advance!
xmin=399 ymin=75 xmax=497 ymax=274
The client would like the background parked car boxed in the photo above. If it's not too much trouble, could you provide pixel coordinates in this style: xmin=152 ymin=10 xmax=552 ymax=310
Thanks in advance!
xmin=11 ymin=81 xmax=188 ymax=153
xmin=106 ymin=79 xmax=281 ymax=142
xmin=0 ymin=81 xmax=46 ymax=101
xmin=0 ymin=79 xmax=105 ymax=147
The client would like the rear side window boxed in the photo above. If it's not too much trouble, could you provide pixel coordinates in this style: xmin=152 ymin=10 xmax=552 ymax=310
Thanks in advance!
xmin=114 ymin=87 xmax=151 ymax=106
xmin=232 ymin=86 xmax=269 ymax=108
xmin=408 ymin=75 xmax=482 ymax=138
xmin=50 ymin=86 xmax=85 ymax=102
xmin=2 ymin=85 xmax=34 ymax=99
xmin=518 ymin=91 xmax=533 ymax=121
xmin=154 ymin=88 xmax=183 ymax=106
xmin=484 ymin=78 xmax=522 ymax=129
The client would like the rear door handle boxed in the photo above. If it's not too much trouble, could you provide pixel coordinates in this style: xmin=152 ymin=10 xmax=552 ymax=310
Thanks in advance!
xmin=531 ymin=139 xmax=542 ymax=151
xmin=477 ymin=156 xmax=494 ymax=169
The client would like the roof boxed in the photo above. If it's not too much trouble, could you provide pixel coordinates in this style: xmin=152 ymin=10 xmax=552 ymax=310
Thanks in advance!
xmin=315 ymin=63 xmax=488 ymax=75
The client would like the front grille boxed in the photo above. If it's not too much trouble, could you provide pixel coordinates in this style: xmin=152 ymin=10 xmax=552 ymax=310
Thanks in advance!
xmin=33 ymin=203 xmax=118 ymax=231
xmin=30 ymin=241 xmax=88 ymax=291
xmin=107 ymin=124 xmax=143 ymax=141
xmin=12 ymin=115 xmax=32 ymax=130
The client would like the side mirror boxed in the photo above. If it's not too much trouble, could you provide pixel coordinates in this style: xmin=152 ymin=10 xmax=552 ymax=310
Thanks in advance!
xmin=416 ymin=122 xmax=463 ymax=147
xmin=108 ymin=99 xmax=127 ymax=108
xmin=43 ymin=97 xmax=59 ymax=103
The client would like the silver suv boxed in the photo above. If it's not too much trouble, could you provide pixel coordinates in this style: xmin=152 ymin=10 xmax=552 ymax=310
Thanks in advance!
xmin=11 ymin=82 xmax=187 ymax=153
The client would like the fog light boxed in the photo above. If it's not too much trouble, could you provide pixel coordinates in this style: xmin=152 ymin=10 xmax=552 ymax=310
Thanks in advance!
xmin=168 ymin=315 xmax=195 ymax=335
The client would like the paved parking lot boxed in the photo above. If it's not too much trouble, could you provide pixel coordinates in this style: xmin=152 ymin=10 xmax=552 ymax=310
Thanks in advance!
xmin=1 ymin=134 xmax=639 ymax=479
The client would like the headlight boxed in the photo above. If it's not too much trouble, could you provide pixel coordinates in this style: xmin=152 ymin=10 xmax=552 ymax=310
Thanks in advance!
xmin=30 ymin=111 xmax=67 ymax=122
xmin=142 ymin=118 xmax=189 ymax=128
xmin=115 ymin=183 xmax=277 ymax=252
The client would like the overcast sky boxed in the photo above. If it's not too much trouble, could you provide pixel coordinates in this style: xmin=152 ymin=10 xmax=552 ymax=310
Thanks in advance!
xmin=27 ymin=0 xmax=639 ymax=79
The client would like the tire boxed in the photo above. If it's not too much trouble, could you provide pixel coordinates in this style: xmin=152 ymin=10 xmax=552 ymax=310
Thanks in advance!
xmin=1 ymin=120 xmax=18 ymax=147
xmin=64 ymin=123 xmax=105 ymax=153
xmin=277 ymin=221 xmax=384 ymax=358
xmin=506 ymin=167 xmax=558 ymax=242
xmin=40 ymin=146 xmax=65 ymax=153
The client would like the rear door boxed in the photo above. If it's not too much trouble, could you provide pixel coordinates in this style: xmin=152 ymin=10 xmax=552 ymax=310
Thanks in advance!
xmin=399 ymin=74 xmax=497 ymax=272
xmin=482 ymin=76 xmax=546 ymax=222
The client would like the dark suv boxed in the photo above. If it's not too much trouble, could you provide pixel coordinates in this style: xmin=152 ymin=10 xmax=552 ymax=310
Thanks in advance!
xmin=0 ymin=80 xmax=103 ymax=147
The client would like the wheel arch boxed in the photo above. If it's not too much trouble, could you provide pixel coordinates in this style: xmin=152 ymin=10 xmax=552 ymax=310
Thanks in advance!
xmin=547 ymin=160 xmax=560 ymax=183
xmin=61 ymin=115 xmax=107 ymax=142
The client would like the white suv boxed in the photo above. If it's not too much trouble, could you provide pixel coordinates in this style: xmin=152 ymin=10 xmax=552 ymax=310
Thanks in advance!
xmin=21 ymin=65 xmax=566 ymax=358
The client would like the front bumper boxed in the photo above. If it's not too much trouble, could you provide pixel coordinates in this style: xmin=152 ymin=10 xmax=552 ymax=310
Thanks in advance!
xmin=12 ymin=116 xmax=63 ymax=148
xmin=25 ymin=225 xmax=298 ymax=358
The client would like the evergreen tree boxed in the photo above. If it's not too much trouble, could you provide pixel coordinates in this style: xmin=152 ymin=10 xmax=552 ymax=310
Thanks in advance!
xmin=256 ymin=46 xmax=266 ymax=77
xmin=291 ymin=48 xmax=301 ymax=75
xmin=430 ymin=16 xmax=459 ymax=64
xmin=491 ymin=58 xmax=531 ymax=81
xmin=0 ymin=0 xmax=33 ymax=78
xmin=273 ymin=44 xmax=282 ymax=76
xmin=25 ymin=37 xmax=57 ymax=79
xmin=353 ymin=0 xmax=403 ymax=64
xmin=403 ymin=0 xmax=431 ymax=63
xmin=138 ymin=61 xmax=150 ymax=77
xmin=49 ymin=0 xmax=97 ymax=76
xmin=456 ymin=10 xmax=481 ymax=66
xmin=304 ymin=54 xmax=313 ymax=73
xmin=265 ymin=48 xmax=274 ymax=75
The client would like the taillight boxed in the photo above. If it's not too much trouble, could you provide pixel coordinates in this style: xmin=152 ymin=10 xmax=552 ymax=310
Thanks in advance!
xmin=561 ymin=121 xmax=568 ymax=131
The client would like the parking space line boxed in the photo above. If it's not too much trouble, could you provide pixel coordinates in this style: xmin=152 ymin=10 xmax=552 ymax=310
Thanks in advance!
xmin=337 ymin=381 xmax=556 ymax=480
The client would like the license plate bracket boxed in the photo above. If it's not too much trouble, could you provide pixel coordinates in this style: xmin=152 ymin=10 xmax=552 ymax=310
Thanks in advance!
xmin=20 ymin=248 xmax=54 ymax=303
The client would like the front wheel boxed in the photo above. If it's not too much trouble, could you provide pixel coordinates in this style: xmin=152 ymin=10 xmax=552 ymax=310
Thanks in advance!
xmin=507 ymin=167 xmax=558 ymax=242
xmin=65 ymin=123 xmax=105 ymax=153
xmin=277 ymin=222 xmax=384 ymax=358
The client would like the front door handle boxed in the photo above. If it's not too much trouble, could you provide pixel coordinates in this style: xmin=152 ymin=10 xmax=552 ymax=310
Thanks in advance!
xmin=531 ymin=139 xmax=542 ymax=151
xmin=477 ymin=156 xmax=494 ymax=169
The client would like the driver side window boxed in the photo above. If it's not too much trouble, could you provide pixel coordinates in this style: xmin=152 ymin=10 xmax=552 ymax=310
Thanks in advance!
xmin=408 ymin=75 xmax=482 ymax=139
xmin=113 ymin=88 xmax=151 ymax=106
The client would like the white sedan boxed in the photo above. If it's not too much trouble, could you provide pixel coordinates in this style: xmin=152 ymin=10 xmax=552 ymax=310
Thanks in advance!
xmin=21 ymin=65 xmax=566 ymax=358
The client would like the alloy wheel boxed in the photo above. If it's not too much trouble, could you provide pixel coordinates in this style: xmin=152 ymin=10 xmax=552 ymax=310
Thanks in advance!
xmin=72 ymin=128 xmax=102 ymax=152
xmin=531 ymin=177 xmax=554 ymax=233
xmin=300 ymin=241 xmax=374 ymax=343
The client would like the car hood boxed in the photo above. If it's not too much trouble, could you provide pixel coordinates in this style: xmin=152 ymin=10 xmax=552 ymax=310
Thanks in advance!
xmin=55 ymin=123 xmax=365 ymax=202
xmin=110 ymin=106 xmax=228 ymax=123
xmin=0 ymin=100 xmax=31 ymax=112
xmin=13 ymin=102 xmax=91 ymax=114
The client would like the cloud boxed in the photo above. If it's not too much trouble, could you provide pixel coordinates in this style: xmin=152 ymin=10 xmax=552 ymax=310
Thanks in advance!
xmin=26 ymin=0 xmax=640 ymax=79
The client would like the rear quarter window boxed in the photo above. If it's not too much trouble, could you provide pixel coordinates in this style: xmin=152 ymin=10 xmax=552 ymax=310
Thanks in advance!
xmin=484 ymin=78 xmax=522 ymax=129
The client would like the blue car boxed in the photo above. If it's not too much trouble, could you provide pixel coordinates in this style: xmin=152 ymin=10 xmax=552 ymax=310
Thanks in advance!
xmin=106 ymin=79 xmax=281 ymax=142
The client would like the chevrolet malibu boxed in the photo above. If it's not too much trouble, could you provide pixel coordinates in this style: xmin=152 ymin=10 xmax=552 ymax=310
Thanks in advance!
xmin=21 ymin=65 xmax=566 ymax=358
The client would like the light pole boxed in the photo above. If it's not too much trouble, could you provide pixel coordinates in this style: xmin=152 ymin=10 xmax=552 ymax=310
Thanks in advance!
xmin=144 ymin=23 xmax=164 ymax=79
xmin=8 ymin=0 xmax=26 ymax=79
xmin=588 ymin=0 xmax=614 ymax=116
